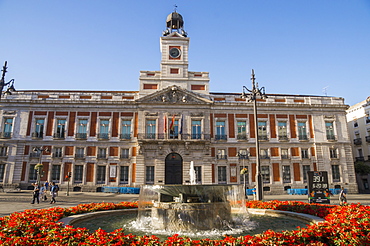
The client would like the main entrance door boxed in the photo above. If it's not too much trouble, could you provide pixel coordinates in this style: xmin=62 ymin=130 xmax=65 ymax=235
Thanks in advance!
xmin=165 ymin=153 xmax=183 ymax=184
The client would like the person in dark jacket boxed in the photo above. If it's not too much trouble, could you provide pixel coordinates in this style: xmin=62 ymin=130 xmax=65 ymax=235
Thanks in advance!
xmin=31 ymin=183 xmax=40 ymax=204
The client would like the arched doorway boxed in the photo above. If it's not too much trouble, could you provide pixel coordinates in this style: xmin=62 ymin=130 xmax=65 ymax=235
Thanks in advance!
xmin=165 ymin=153 xmax=183 ymax=184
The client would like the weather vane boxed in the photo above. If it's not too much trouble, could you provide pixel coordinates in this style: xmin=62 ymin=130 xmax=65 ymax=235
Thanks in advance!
xmin=174 ymin=4 xmax=178 ymax=12
xmin=0 ymin=61 xmax=16 ymax=100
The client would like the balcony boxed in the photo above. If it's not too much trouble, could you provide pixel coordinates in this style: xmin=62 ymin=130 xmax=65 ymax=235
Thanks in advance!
xmin=120 ymin=134 xmax=131 ymax=140
xmin=259 ymin=135 xmax=268 ymax=141
xmin=278 ymin=135 xmax=289 ymax=141
xmin=120 ymin=154 xmax=129 ymax=159
xmin=53 ymin=132 xmax=65 ymax=139
xmin=215 ymin=135 xmax=227 ymax=141
xmin=31 ymin=132 xmax=43 ymax=139
xmin=238 ymin=154 xmax=249 ymax=160
xmin=0 ymin=152 xmax=7 ymax=157
xmin=75 ymin=133 xmax=87 ymax=139
xmin=75 ymin=153 xmax=85 ymax=159
xmin=137 ymin=133 xmax=211 ymax=141
xmin=355 ymin=156 xmax=365 ymax=162
xmin=326 ymin=135 xmax=336 ymax=141
xmin=366 ymin=136 xmax=370 ymax=143
xmin=260 ymin=155 xmax=270 ymax=159
xmin=298 ymin=134 xmax=308 ymax=141
xmin=97 ymin=133 xmax=109 ymax=140
xmin=354 ymin=138 xmax=362 ymax=145
xmin=237 ymin=134 xmax=247 ymax=140
xmin=0 ymin=132 xmax=12 ymax=139
xmin=281 ymin=155 xmax=289 ymax=159
xmin=52 ymin=153 xmax=63 ymax=158
xmin=216 ymin=155 xmax=227 ymax=160
xmin=29 ymin=152 xmax=41 ymax=158
xmin=97 ymin=154 xmax=107 ymax=159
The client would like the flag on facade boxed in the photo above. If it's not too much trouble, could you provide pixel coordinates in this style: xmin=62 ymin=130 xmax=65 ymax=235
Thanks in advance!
xmin=164 ymin=115 xmax=167 ymax=133
xmin=179 ymin=115 xmax=184 ymax=134
xmin=169 ymin=115 xmax=175 ymax=134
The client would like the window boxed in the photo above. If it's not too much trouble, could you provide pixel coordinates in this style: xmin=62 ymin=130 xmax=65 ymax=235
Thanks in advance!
xmin=215 ymin=121 xmax=226 ymax=140
xmin=303 ymin=165 xmax=310 ymax=183
xmin=98 ymin=119 xmax=109 ymax=139
xmin=76 ymin=119 xmax=88 ymax=139
xmin=51 ymin=165 xmax=61 ymax=182
xmin=55 ymin=119 xmax=66 ymax=138
xmin=325 ymin=122 xmax=335 ymax=140
xmin=329 ymin=148 xmax=338 ymax=159
xmin=354 ymin=121 xmax=358 ymax=128
xmin=97 ymin=148 xmax=107 ymax=159
xmin=28 ymin=164 xmax=37 ymax=181
xmin=281 ymin=148 xmax=289 ymax=159
xmin=278 ymin=121 xmax=288 ymax=140
xmin=218 ymin=166 xmax=227 ymax=183
xmin=258 ymin=121 xmax=268 ymax=140
xmin=217 ymin=149 xmax=227 ymax=159
xmin=332 ymin=165 xmax=340 ymax=182
xmin=146 ymin=120 xmax=156 ymax=139
xmin=366 ymin=114 xmax=370 ymax=124
xmin=238 ymin=149 xmax=248 ymax=159
xmin=2 ymin=118 xmax=13 ymax=138
xmin=34 ymin=119 xmax=45 ymax=138
xmin=74 ymin=165 xmax=83 ymax=183
xmin=53 ymin=147 xmax=63 ymax=158
xmin=301 ymin=148 xmax=309 ymax=159
xmin=120 ymin=166 xmax=129 ymax=184
xmin=237 ymin=121 xmax=247 ymax=140
xmin=75 ymin=147 xmax=84 ymax=158
xmin=282 ymin=165 xmax=291 ymax=183
xmin=0 ymin=146 xmax=8 ymax=157
xmin=121 ymin=148 xmax=129 ymax=159
xmin=298 ymin=122 xmax=307 ymax=140
xmin=260 ymin=149 xmax=269 ymax=159
xmin=169 ymin=119 xmax=179 ymax=139
xmin=97 ymin=166 xmax=106 ymax=184
xmin=239 ymin=166 xmax=249 ymax=184
xmin=121 ymin=120 xmax=131 ymax=139
xmin=261 ymin=166 xmax=270 ymax=183
xmin=146 ymin=166 xmax=154 ymax=184
xmin=0 ymin=163 xmax=5 ymax=182
xmin=194 ymin=166 xmax=202 ymax=184
xmin=191 ymin=120 xmax=202 ymax=139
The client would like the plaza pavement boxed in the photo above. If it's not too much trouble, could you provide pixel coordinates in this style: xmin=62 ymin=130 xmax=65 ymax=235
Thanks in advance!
xmin=1 ymin=190 xmax=369 ymax=218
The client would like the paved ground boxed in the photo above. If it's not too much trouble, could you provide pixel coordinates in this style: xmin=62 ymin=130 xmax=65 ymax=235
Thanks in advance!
xmin=1 ymin=190 xmax=369 ymax=218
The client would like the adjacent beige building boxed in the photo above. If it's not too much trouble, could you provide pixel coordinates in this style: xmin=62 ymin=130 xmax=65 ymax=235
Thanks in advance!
xmin=0 ymin=11 xmax=358 ymax=193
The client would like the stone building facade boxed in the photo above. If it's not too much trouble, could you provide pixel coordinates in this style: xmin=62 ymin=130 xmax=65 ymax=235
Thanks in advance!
xmin=0 ymin=11 xmax=358 ymax=193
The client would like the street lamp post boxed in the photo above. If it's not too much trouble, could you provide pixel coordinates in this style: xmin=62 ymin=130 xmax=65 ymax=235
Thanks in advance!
xmin=33 ymin=146 xmax=49 ymax=186
xmin=242 ymin=69 xmax=267 ymax=201
xmin=0 ymin=61 xmax=16 ymax=100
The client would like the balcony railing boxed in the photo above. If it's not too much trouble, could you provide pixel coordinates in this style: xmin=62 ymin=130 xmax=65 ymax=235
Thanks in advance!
xmin=52 ymin=153 xmax=63 ymax=158
xmin=29 ymin=152 xmax=41 ymax=158
xmin=215 ymin=135 xmax=227 ymax=141
xmin=237 ymin=134 xmax=247 ymax=140
xmin=326 ymin=135 xmax=336 ymax=141
xmin=366 ymin=136 xmax=370 ymax=143
xmin=281 ymin=155 xmax=289 ymax=159
xmin=0 ymin=152 xmax=7 ymax=157
xmin=137 ymin=133 xmax=211 ymax=141
xmin=53 ymin=132 xmax=65 ymax=139
xmin=298 ymin=134 xmax=308 ymax=141
xmin=75 ymin=133 xmax=87 ymax=139
xmin=97 ymin=133 xmax=109 ymax=140
xmin=32 ymin=132 xmax=43 ymax=139
xmin=278 ymin=135 xmax=289 ymax=141
xmin=120 ymin=154 xmax=129 ymax=159
xmin=75 ymin=154 xmax=85 ymax=159
xmin=355 ymin=156 xmax=365 ymax=162
xmin=97 ymin=154 xmax=107 ymax=159
xmin=216 ymin=155 xmax=227 ymax=160
xmin=120 ymin=134 xmax=131 ymax=140
xmin=0 ymin=132 xmax=12 ymax=139
xmin=238 ymin=154 xmax=249 ymax=159
xmin=354 ymin=138 xmax=362 ymax=145
xmin=260 ymin=155 xmax=270 ymax=159
xmin=259 ymin=135 xmax=268 ymax=141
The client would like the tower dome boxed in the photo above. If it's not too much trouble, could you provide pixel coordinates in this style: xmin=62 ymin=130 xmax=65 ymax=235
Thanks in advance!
xmin=166 ymin=11 xmax=184 ymax=29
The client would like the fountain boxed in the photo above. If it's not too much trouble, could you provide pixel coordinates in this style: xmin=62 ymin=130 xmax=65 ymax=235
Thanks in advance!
xmin=136 ymin=184 xmax=251 ymax=233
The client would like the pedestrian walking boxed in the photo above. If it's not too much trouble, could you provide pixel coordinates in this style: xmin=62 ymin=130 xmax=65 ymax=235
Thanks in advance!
xmin=339 ymin=187 xmax=347 ymax=205
xmin=40 ymin=183 xmax=47 ymax=201
xmin=252 ymin=185 xmax=257 ymax=200
xmin=50 ymin=182 xmax=59 ymax=204
xmin=31 ymin=183 xmax=40 ymax=204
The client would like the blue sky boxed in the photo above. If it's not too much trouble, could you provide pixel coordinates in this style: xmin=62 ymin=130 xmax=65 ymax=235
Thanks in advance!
xmin=1 ymin=0 xmax=369 ymax=106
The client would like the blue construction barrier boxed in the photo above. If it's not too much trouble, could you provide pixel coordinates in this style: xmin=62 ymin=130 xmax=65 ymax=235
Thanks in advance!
xmin=102 ymin=186 xmax=140 ymax=194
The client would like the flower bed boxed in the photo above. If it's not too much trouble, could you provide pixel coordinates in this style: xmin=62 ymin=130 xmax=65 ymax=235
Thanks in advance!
xmin=0 ymin=201 xmax=369 ymax=245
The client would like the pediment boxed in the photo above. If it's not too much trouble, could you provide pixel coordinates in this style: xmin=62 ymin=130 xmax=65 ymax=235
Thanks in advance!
xmin=137 ymin=85 xmax=213 ymax=105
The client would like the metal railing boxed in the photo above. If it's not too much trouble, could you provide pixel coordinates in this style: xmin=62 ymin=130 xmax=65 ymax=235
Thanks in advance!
xmin=75 ymin=133 xmax=87 ymax=139
xmin=53 ymin=132 xmax=65 ymax=139
xmin=355 ymin=156 xmax=365 ymax=162
xmin=0 ymin=132 xmax=12 ymax=139
xmin=29 ymin=152 xmax=41 ymax=158
xmin=327 ymin=134 xmax=336 ymax=141
xmin=120 ymin=134 xmax=131 ymax=140
xmin=215 ymin=135 xmax=227 ymax=140
xmin=237 ymin=134 xmax=247 ymax=140
xmin=366 ymin=136 xmax=370 ymax=143
xmin=75 ymin=154 xmax=85 ymax=159
xmin=137 ymin=133 xmax=211 ymax=140
xmin=259 ymin=135 xmax=268 ymax=141
xmin=52 ymin=153 xmax=63 ymax=158
xmin=97 ymin=133 xmax=109 ymax=140
xmin=278 ymin=135 xmax=289 ymax=141
xmin=298 ymin=134 xmax=308 ymax=141
xmin=216 ymin=155 xmax=228 ymax=160
xmin=32 ymin=132 xmax=43 ymax=139
xmin=354 ymin=138 xmax=362 ymax=145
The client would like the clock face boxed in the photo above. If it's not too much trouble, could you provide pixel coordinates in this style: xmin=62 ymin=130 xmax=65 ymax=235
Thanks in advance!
xmin=169 ymin=47 xmax=181 ymax=58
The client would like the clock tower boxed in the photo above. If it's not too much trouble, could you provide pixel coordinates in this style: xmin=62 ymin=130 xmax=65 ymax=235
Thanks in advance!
xmin=139 ymin=10 xmax=209 ymax=97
